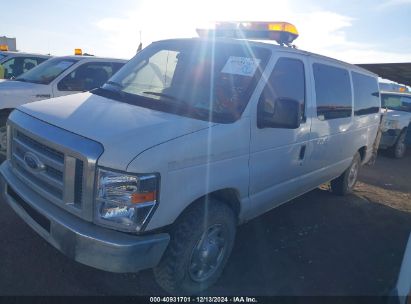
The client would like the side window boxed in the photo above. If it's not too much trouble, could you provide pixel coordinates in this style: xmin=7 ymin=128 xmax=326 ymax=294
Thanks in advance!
xmin=258 ymin=57 xmax=305 ymax=127
xmin=382 ymin=94 xmax=401 ymax=108
xmin=22 ymin=57 xmax=42 ymax=73
xmin=352 ymin=72 xmax=380 ymax=116
xmin=2 ymin=57 xmax=48 ymax=79
xmin=1 ymin=58 xmax=16 ymax=79
xmin=401 ymin=97 xmax=411 ymax=111
xmin=58 ymin=62 xmax=118 ymax=92
xmin=111 ymin=62 xmax=124 ymax=76
xmin=313 ymin=63 xmax=352 ymax=120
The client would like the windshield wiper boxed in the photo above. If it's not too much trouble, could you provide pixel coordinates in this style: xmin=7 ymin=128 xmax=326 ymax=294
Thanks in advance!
xmin=142 ymin=91 xmax=179 ymax=101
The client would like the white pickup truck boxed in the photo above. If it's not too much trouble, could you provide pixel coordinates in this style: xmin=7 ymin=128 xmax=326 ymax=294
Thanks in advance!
xmin=0 ymin=55 xmax=126 ymax=156
xmin=379 ymin=91 xmax=411 ymax=158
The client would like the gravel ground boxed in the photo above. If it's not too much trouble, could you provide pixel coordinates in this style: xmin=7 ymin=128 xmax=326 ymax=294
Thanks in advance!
xmin=0 ymin=151 xmax=410 ymax=296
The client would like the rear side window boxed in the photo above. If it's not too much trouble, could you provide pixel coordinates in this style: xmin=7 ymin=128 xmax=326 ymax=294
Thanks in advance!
xmin=352 ymin=72 xmax=380 ymax=116
xmin=313 ymin=63 xmax=352 ymax=120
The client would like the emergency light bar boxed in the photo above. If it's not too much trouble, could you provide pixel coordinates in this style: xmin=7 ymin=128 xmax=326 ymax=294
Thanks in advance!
xmin=0 ymin=45 xmax=9 ymax=51
xmin=197 ymin=21 xmax=299 ymax=46
xmin=74 ymin=48 xmax=83 ymax=56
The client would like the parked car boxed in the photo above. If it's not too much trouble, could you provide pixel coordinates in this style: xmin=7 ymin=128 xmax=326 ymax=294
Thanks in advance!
xmin=0 ymin=54 xmax=127 ymax=156
xmin=379 ymin=91 xmax=411 ymax=158
xmin=0 ymin=51 xmax=51 ymax=80
xmin=0 ymin=22 xmax=381 ymax=294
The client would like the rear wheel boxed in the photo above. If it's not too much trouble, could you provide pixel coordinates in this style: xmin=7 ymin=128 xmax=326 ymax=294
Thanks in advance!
xmin=154 ymin=199 xmax=236 ymax=295
xmin=390 ymin=131 xmax=407 ymax=159
xmin=331 ymin=152 xmax=361 ymax=196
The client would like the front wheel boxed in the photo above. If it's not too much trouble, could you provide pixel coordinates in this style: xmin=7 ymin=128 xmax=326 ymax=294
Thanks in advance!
xmin=154 ymin=199 xmax=236 ymax=295
xmin=391 ymin=131 xmax=407 ymax=159
xmin=331 ymin=152 xmax=361 ymax=196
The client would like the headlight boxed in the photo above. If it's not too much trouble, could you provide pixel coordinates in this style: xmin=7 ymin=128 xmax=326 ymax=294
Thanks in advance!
xmin=95 ymin=168 xmax=159 ymax=232
xmin=382 ymin=119 xmax=399 ymax=132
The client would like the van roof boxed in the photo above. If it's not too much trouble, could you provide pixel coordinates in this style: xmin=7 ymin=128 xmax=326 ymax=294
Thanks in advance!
xmin=154 ymin=38 xmax=377 ymax=77
xmin=56 ymin=55 xmax=127 ymax=63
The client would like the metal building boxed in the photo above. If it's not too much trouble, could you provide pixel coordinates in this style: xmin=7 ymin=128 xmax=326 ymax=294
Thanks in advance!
xmin=0 ymin=36 xmax=17 ymax=51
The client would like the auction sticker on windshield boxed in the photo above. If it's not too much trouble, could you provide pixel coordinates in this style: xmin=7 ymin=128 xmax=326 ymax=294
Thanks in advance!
xmin=221 ymin=56 xmax=261 ymax=77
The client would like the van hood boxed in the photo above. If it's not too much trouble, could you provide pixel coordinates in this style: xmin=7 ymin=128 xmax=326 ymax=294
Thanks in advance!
xmin=18 ymin=92 xmax=213 ymax=170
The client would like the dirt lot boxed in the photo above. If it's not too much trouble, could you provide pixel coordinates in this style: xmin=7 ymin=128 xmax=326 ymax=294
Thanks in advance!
xmin=0 ymin=151 xmax=410 ymax=296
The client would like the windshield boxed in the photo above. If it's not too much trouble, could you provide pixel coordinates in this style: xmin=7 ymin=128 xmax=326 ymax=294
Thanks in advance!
xmin=15 ymin=57 xmax=78 ymax=85
xmin=0 ymin=54 xmax=6 ymax=61
xmin=96 ymin=40 xmax=270 ymax=123
xmin=381 ymin=93 xmax=411 ymax=113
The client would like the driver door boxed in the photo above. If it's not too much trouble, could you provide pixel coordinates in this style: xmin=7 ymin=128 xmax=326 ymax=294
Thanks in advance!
xmin=248 ymin=54 xmax=313 ymax=218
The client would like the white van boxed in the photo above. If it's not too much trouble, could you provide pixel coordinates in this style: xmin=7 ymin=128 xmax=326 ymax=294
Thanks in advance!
xmin=0 ymin=22 xmax=381 ymax=294
xmin=0 ymin=54 xmax=126 ymax=156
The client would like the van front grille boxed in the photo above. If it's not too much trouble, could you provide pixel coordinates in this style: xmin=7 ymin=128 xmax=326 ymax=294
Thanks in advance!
xmin=10 ymin=128 xmax=84 ymax=214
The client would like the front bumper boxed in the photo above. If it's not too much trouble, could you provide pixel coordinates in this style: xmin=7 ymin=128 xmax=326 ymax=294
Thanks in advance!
xmin=0 ymin=161 xmax=170 ymax=273
xmin=379 ymin=129 xmax=401 ymax=149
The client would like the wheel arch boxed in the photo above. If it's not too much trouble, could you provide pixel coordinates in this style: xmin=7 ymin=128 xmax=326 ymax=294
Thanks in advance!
xmin=174 ymin=188 xmax=242 ymax=227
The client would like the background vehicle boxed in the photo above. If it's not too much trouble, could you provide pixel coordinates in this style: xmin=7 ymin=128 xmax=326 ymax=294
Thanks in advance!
xmin=380 ymin=91 xmax=411 ymax=158
xmin=0 ymin=22 xmax=381 ymax=294
xmin=0 ymin=54 xmax=126 ymax=156
xmin=0 ymin=51 xmax=51 ymax=80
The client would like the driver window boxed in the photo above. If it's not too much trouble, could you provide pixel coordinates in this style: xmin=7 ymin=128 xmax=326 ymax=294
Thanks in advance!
xmin=57 ymin=62 xmax=115 ymax=92
xmin=258 ymin=57 xmax=306 ymax=122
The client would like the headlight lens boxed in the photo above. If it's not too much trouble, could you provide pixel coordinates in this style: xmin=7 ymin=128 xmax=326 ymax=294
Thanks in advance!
xmin=95 ymin=168 xmax=159 ymax=232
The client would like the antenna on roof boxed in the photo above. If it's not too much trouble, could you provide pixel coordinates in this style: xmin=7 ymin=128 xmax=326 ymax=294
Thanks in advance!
xmin=137 ymin=30 xmax=143 ymax=53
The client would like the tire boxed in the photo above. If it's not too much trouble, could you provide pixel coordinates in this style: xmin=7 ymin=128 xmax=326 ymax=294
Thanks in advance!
xmin=0 ymin=111 xmax=10 ymax=159
xmin=331 ymin=152 xmax=361 ymax=196
xmin=390 ymin=131 xmax=407 ymax=159
xmin=154 ymin=199 xmax=236 ymax=295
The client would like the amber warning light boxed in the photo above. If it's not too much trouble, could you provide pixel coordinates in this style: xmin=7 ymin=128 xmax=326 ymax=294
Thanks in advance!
xmin=197 ymin=21 xmax=299 ymax=46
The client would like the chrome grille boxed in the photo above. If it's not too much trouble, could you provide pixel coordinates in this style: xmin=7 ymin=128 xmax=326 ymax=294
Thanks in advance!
xmin=11 ymin=128 xmax=84 ymax=214
xmin=7 ymin=110 xmax=104 ymax=222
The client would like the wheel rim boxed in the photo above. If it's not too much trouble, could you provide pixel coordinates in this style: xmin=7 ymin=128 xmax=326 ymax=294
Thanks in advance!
xmin=189 ymin=224 xmax=227 ymax=283
xmin=0 ymin=126 xmax=7 ymax=156
xmin=395 ymin=135 xmax=406 ymax=158
xmin=347 ymin=159 xmax=359 ymax=189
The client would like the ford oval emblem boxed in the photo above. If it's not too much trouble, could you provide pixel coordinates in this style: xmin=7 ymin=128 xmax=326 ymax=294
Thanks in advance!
xmin=23 ymin=152 xmax=45 ymax=173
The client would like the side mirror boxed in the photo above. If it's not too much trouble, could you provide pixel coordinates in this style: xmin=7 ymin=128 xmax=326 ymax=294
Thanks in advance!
xmin=258 ymin=97 xmax=302 ymax=129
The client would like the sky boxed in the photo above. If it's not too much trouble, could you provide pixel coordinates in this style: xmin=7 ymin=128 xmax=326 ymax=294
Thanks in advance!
xmin=2 ymin=0 xmax=411 ymax=64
